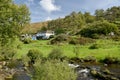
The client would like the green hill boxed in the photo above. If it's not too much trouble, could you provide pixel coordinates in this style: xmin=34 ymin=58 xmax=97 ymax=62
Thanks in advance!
xmin=22 ymin=21 xmax=48 ymax=34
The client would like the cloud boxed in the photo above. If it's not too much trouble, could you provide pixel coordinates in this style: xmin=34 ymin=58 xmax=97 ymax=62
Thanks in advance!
xmin=45 ymin=17 xmax=52 ymax=21
xmin=39 ymin=0 xmax=61 ymax=13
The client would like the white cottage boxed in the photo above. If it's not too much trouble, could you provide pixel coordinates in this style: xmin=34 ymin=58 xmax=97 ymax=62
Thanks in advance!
xmin=36 ymin=30 xmax=54 ymax=39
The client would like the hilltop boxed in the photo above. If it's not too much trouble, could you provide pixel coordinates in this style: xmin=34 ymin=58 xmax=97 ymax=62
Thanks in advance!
xmin=22 ymin=21 xmax=48 ymax=34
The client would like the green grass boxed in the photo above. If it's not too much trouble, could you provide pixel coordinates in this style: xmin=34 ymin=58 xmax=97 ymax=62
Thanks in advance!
xmin=15 ymin=39 xmax=120 ymax=60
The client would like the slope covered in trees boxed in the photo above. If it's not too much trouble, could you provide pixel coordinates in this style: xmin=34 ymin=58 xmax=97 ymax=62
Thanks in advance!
xmin=24 ymin=6 xmax=120 ymax=38
xmin=46 ymin=6 xmax=120 ymax=36
xmin=47 ymin=11 xmax=95 ymax=35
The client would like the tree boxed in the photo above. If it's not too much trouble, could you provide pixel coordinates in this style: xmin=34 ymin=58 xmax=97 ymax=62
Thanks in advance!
xmin=0 ymin=0 xmax=30 ymax=46
xmin=104 ymin=6 xmax=120 ymax=22
xmin=80 ymin=21 xmax=118 ymax=38
xmin=0 ymin=0 xmax=30 ymax=58
xmin=47 ymin=11 xmax=85 ymax=35
xmin=95 ymin=9 xmax=104 ymax=21
xmin=84 ymin=12 xmax=95 ymax=23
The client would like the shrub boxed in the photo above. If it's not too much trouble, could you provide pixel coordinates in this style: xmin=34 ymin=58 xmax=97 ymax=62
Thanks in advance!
xmin=69 ymin=39 xmax=79 ymax=45
xmin=17 ymin=44 xmax=22 ymax=49
xmin=7 ymin=59 xmax=24 ymax=69
xmin=27 ymin=49 xmax=43 ymax=64
xmin=50 ymin=34 xmax=69 ymax=44
xmin=33 ymin=60 xmax=77 ymax=80
xmin=102 ymin=56 xmax=120 ymax=64
xmin=1 ymin=48 xmax=16 ymax=60
xmin=91 ymin=34 xmax=100 ymax=39
xmin=83 ymin=56 xmax=97 ymax=62
xmin=48 ymin=48 xmax=63 ymax=60
xmin=89 ymin=44 xmax=99 ymax=49
xmin=23 ymin=38 xmax=32 ymax=44
xmin=0 ymin=55 xmax=4 ymax=61
xmin=69 ymin=57 xmax=82 ymax=64
xmin=55 ymin=28 xmax=65 ymax=35
xmin=112 ymin=36 xmax=120 ymax=41
xmin=49 ymin=35 xmax=54 ymax=39
xmin=69 ymin=37 xmax=95 ymax=45
xmin=78 ymin=37 xmax=95 ymax=45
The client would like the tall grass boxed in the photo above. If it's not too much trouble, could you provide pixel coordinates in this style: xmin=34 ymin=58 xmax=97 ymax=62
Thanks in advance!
xmin=33 ymin=60 xmax=77 ymax=80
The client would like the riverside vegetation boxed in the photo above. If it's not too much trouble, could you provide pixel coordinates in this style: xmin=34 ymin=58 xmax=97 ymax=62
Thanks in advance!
xmin=0 ymin=0 xmax=120 ymax=80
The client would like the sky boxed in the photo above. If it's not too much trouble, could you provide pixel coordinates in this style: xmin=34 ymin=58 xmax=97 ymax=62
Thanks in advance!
xmin=14 ymin=0 xmax=120 ymax=23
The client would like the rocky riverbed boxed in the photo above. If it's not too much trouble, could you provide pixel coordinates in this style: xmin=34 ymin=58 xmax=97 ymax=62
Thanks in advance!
xmin=0 ymin=59 xmax=120 ymax=80
xmin=69 ymin=63 xmax=120 ymax=80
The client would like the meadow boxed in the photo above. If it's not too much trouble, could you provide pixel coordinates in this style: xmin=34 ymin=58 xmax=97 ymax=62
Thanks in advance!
xmin=15 ymin=39 xmax=120 ymax=60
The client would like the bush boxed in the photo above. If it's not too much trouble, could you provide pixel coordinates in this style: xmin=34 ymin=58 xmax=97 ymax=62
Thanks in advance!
xmin=49 ymin=35 xmax=54 ymax=39
xmin=91 ymin=34 xmax=100 ymax=39
xmin=48 ymin=48 xmax=63 ymax=60
xmin=27 ymin=49 xmax=43 ymax=64
xmin=69 ymin=37 xmax=95 ymax=45
xmin=50 ymin=34 xmax=69 ymax=44
xmin=112 ymin=36 xmax=120 ymax=41
xmin=89 ymin=44 xmax=99 ymax=49
xmin=1 ymin=48 xmax=16 ymax=60
xmin=33 ymin=60 xmax=77 ymax=80
xmin=55 ymin=28 xmax=65 ymax=35
xmin=78 ymin=37 xmax=95 ymax=45
xmin=102 ymin=56 xmax=120 ymax=64
xmin=7 ymin=59 xmax=24 ymax=69
xmin=83 ymin=56 xmax=97 ymax=62
xmin=69 ymin=39 xmax=79 ymax=45
xmin=0 ymin=55 xmax=4 ymax=61
xmin=23 ymin=38 xmax=32 ymax=44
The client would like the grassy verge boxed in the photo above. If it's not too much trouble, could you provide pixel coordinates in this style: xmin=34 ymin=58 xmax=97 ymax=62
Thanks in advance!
xmin=15 ymin=39 xmax=120 ymax=60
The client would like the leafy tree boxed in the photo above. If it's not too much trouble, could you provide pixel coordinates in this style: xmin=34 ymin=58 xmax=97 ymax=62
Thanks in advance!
xmin=104 ymin=6 xmax=120 ymax=22
xmin=47 ymin=6 xmax=120 ymax=36
xmin=0 ymin=0 xmax=30 ymax=46
xmin=48 ymin=11 xmax=85 ymax=35
xmin=95 ymin=9 xmax=105 ymax=21
xmin=40 ymin=26 xmax=47 ymax=31
xmin=84 ymin=12 xmax=95 ymax=23
xmin=55 ymin=27 xmax=65 ymax=35
xmin=80 ymin=21 xmax=118 ymax=38
xmin=0 ymin=0 xmax=30 ymax=58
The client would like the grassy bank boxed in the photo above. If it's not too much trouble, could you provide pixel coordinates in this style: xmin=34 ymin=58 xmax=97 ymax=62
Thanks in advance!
xmin=15 ymin=39 xmax=120 ymax=60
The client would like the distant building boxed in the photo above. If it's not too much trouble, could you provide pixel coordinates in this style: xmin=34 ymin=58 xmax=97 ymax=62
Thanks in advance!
xmin=36 ymin=30 xmax=55 ymax=39
xmin=20 ymin=34 xmax=32 ymax=41
xmin=32 ymin=35 xmax=37 ymax=40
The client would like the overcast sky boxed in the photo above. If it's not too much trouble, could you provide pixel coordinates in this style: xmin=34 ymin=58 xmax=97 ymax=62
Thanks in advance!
xmin=14 ymin=0 xmax=120 ymax=23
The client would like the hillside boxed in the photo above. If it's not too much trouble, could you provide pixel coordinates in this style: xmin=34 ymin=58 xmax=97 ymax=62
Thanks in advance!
xmin=22 ymin=21 xmax=48 ymax=34
xmin=22 ymin=6 xmax=120 ymax=36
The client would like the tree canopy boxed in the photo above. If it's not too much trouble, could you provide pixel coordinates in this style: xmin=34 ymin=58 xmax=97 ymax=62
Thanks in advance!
xmin=44 ymin=6 xmax=120 ymax=36
xmin=80 ymin=21 xmax=118 ymax=38
xmin=0 ymin=0 xmax=30 ymax=46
